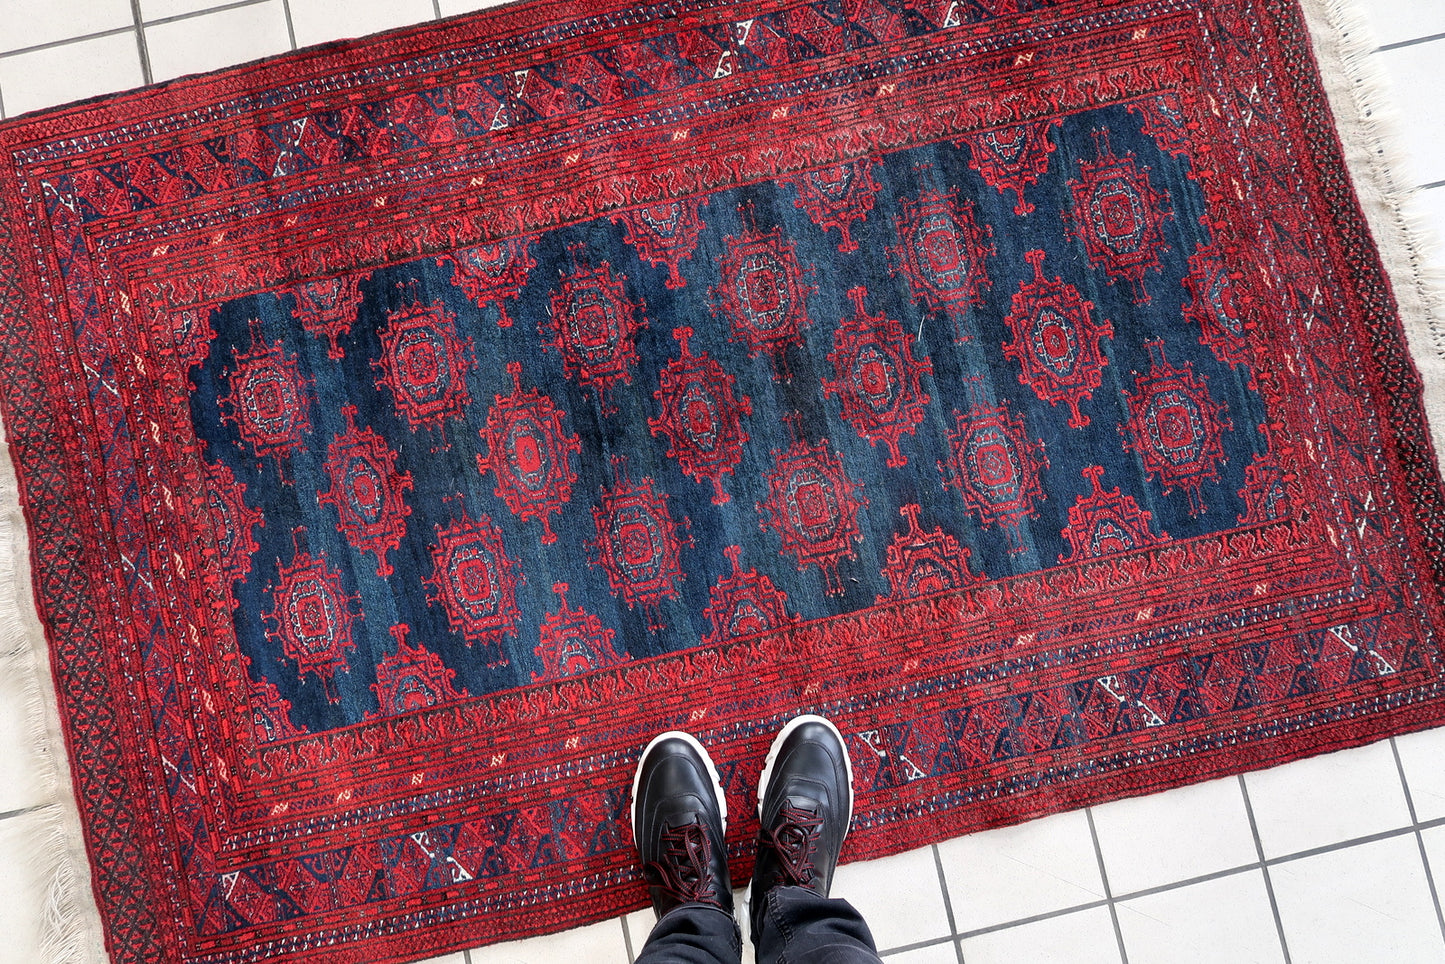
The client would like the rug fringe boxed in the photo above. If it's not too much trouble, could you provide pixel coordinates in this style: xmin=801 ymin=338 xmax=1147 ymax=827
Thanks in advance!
xmin=1296 ymin=0 xmax=1445 ymax=464
xmin=0 ymin=416 xmax=106 ymax=963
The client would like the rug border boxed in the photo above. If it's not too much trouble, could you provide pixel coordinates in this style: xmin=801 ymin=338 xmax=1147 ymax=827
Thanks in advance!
xmin=1 ymin=0 xmax=1443 ymax=960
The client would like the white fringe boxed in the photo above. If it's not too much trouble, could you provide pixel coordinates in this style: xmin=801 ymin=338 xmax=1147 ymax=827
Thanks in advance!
xmin=0 ymin=412 xmax=105 ymax=963
xmin=1295 ymin=0 xmax=1445 ymax=462
xmin=0 ymin=2 xmax=1439 ymax=962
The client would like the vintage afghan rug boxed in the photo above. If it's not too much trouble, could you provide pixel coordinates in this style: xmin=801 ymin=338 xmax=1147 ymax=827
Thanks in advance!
xmin=2 ymin=0 xmax=1444 ymax=960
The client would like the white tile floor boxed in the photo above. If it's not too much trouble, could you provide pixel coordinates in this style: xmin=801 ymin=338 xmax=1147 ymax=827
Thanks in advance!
xmin=0 ymin=1 xmax=1442 ymax=961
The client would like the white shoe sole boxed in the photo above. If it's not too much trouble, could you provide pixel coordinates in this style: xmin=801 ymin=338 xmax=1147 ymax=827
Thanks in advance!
xmin=755 ymin=714 xmax=855 ymax=840
xmin=630 ymin=730 xmax=728 ymax=836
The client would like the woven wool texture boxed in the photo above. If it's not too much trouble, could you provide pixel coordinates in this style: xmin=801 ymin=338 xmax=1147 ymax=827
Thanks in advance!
xmin=1 ymin=0 xmax=1444 ymax=960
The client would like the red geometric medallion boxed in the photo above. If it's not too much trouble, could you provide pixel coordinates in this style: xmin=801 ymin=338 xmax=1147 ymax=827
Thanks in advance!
xmin=317 ymin=405 xmax=415 ymax=577
xmin=784 ymin=158 xmax=881 ymax=252
xmin=1237 ymin=453 xmax=1295 ymax=525
xmin=373 ymin=298 xmax=476 ymax=434
xmin=1001 ymin=249 xmax=1115 ymax=429
xmin=1182 ymin=242 xmax=1254 ymax=373
xmin=649 ymin=326 xmax=753 ymax=504
xmin=939 ymin=396 xmax=1049 ymax=553
xmin=1121 ymin=341 xmax=1232 ymax=516
xmin=201 ymin=458 xmax=263 ymax=589
xmin=877 ymin=503 xmax=980 ymax=603
xmin=287 ymin=272 xmax=367 ymax=359
xmin=438 ymin=237 xmax=538 ymax=329
xmin=589 ymin=457 xmax=691 ymax=632
xmin=822 ymin=286 xmax=933 ymax=468
xmin=263 ymin=539 xmax=360 ymax=703
xmin=1126 ymin=92 xmax=1194 ymax=157
xmin=612 ymin=198 xmax=707 ymax=289
xmin=218 ymin=321 xmax=313 ymax=473
xmin=888 ymin=188 xmax=994 ymax=338
xmin=424 ymin=511 xmax=523 ymax=665
xmin=367 ymin=624 xmax=468 ymax=720
xmin=709 ymin=218 xmax=817 ymax=378
xmin=1066 ymin=130 xmax=1173 ymax=303
xmin=155 ymin=296 xmax=217 ymax=371
xmin=957 ymin=119 xmax=1060 ymax=215
xmin=476 ymin=362 xmax=581 ymax=545
xmin=1058 ymin=466 xmax=1167 ymax=564
xmin=532 ymin=583 xmax=629 ymax=683
xmin=545 ymin=248 xmax=647 ymax=413
xmin=247 ymin=666 xmax=307 ymax=741
xmin=701 ymin=545 xmax=795 ymax=647
xmin=757 ymin=418 xmax=869 ymax=596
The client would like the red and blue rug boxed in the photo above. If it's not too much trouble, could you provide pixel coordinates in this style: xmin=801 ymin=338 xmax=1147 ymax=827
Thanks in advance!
xmin=2 ymin=0 xmax=1444 ymax=960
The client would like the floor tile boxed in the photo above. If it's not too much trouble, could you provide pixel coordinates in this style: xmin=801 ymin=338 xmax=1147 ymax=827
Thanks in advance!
xmin=830 ymin=846 xmax=953 ymax=952
xmin=145 ymin=1 xmax=292 ymax=83
xmin=470 ymin=917 xmax=629 ymax=964
xmin=938 ymin=808 xmax=1105 ymax=931
xmin=1272 ymin=834 xmax=1445 ymax=963
xmin=879 ymin=939 xmax=959 ymax=962
xmin=0 ymin=32 xmax=145 ymax=117
xmin=1395 ymin=727 xmax=1445 ymax=822
xmin=1091 ymin=775 xmax=1257 ymax=896
xmin=286 ymin=0 xmax=436 ymax=49
xmin=1417 ymin=825 xmax=1445 ymax=889
xmin=1408 ymin=186 xmax=1445 ymax=279
xmin=1243 ymin=740 xmax=1412 ymax=859
xmin=1117 ymin=870 xmax=1285 ymax=964
xmin=1355 ymin=0 xmax=1445 ymax=49
xmin=141 ymin=0 xmax=266 ymax=24
xmin=625 ymin=906 xmax=653 ymax=962
xmin=1374 ymin=40 xmax=1445 ymax=188
xmin=437 ymin=0 xmax=513 ymax=17
xmin=959 ymin=906 xmax=1122 ymax=964
xmin=0 ymin=0 xmax=134 ymax=55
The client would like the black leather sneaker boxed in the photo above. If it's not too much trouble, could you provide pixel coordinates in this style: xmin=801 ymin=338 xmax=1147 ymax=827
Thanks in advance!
xmin=750 ymin=715 xmax=854 ymax=920
xmin=631 ymin=730 xmax=733 ymax=919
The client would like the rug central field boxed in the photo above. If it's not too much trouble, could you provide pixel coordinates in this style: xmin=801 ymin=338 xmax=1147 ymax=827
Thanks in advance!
xmin=2 ymin=0 xmax=1444 ymax=961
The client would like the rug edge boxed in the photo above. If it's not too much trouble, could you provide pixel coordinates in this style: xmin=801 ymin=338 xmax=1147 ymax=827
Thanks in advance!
xmin=0 ymin=414 xmax=108 ymax=964
xmin=1295 ymin=0 xmax=1445 ymax=470
xmin=4 ymin=3 xmax=1445 ymax=960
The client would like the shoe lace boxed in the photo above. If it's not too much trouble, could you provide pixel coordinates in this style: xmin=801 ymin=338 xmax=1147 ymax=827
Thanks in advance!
xmin=644 ymin=818 xmax=720 ymax=906
xmin=761 ymin=800 xmax=824 ymax=886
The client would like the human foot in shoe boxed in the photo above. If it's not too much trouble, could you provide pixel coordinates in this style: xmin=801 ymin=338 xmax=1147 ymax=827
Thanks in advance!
xmin=750 ymin=714 xmax=854 ymax=916
xmin=631 ymin=731 xmax=733 ymax=919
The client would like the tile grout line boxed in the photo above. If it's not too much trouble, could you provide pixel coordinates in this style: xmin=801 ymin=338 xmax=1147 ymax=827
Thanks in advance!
xmin=1378 ymin=31 xmax=1445 ymax=52
xmin=129 ymin=0 xmax=155 ymax=86
xmin=1084 ymin=807 xmax=1129 ymax=964
xmin=956 ymin=898 xmax=1114 ymax=941
xmin=1422 ymin=179 xmax=1445 ymax=192
xmin=462 ymin=949 xmax=472 ymax=964
xmin=0 ymin=25 xmax=138 ymax=61
xmin=929 ymin=844 xmax=966 ymax=964
xmin=281 ymin=0 xmax=298 ymax=50
xmin=1239 ymin=775 xmax=1293 ymax=964
xmin=143 ymin=0 xmax=275 ymax=30
xmin=0 ymin=81 xmax=7 ymax=121
xmin=878 ymin=934 xmax=960 ymax=957
xmin=1268 ymin=817 xmax=1445 ymax=866
xmin=620 ymin=911 xmax=636 ymax=963
xmin=0 ymin=805 xmax=44 ymax=822
xmin=433 ymin=0 xmax=444 ymax=20
xmin=1391 ymin=738 xmax=1445 ymax=950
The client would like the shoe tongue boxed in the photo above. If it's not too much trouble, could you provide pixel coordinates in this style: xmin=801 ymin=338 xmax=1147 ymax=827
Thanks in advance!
xmin=780 ymin=780 xmax=830 ymax=813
